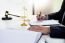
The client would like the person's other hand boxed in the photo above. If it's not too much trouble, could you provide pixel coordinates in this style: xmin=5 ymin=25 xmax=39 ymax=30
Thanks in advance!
xmin=28 ymin=26 xmax=50 ymax=35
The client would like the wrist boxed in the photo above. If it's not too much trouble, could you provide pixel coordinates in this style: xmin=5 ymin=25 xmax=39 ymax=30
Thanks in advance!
xmin=42 ymin=26 xmax=50 ymax=35
xmin=47 ymin=26 xmax=50 ymax=34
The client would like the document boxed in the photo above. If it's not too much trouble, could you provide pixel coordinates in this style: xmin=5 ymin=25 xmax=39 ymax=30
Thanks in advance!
xmin=30 ymin=20 xmax=60 ymax=26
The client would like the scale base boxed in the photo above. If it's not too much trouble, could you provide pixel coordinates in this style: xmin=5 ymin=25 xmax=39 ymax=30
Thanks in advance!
xmin=21 ymin=23 xmax=27 ymax=26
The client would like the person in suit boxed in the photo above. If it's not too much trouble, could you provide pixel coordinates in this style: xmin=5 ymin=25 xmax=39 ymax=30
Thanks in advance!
xmin=29 ymin=0 xmax=65 ymax=39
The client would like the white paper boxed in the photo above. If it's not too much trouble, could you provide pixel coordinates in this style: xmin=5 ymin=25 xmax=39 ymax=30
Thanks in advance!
xmin=30 ymin=20 xmax=60 ymax=25
xmin=0 ymin=30 xmax=42 ymax=43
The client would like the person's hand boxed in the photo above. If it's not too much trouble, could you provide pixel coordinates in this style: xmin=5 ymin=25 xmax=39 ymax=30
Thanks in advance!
xmin=28 ymin=26 xmax=50 ymax=35
xmin=36 ymin=14 xmax=48 ymax=21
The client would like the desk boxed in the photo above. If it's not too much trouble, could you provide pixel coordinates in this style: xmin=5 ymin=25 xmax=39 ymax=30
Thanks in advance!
xmin=0 ymin=17 xmax=42 ymax=43
xmin=0 ymin=17 xmax=65 ymax=43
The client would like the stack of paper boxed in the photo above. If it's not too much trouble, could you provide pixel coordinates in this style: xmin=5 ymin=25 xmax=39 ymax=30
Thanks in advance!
xmin=30 ymin=20 xmax=60 ymax=26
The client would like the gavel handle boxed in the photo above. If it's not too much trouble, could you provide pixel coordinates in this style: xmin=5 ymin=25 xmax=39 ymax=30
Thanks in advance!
xmin=8 ymin=14 xmax=20 ymax=17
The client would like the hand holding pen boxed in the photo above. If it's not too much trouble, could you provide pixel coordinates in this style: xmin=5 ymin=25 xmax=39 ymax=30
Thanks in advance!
xmin=36 ymin=12 xmax=48 ymax=21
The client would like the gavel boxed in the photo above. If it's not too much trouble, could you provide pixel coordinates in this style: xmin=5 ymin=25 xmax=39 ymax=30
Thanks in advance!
xmin=2 ymin=11 xmax=21 ymax=20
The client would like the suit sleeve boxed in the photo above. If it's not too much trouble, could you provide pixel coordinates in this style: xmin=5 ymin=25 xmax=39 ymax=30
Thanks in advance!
xmin=48 ymin=12 xmax=60 ymax=20
xmin=48 ymin=12 xmax=65 ymax=39
xmin=50 ymin=25 xmax=65 ymax=39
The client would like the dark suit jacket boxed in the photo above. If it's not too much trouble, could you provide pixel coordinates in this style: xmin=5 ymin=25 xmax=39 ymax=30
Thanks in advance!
xmin=48 ymin=0 xmax=65 ymax=39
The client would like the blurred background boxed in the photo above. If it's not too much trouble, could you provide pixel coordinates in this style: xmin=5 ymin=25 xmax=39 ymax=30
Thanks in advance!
xmin=0 ymin=0 xmax=63 ymax=18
